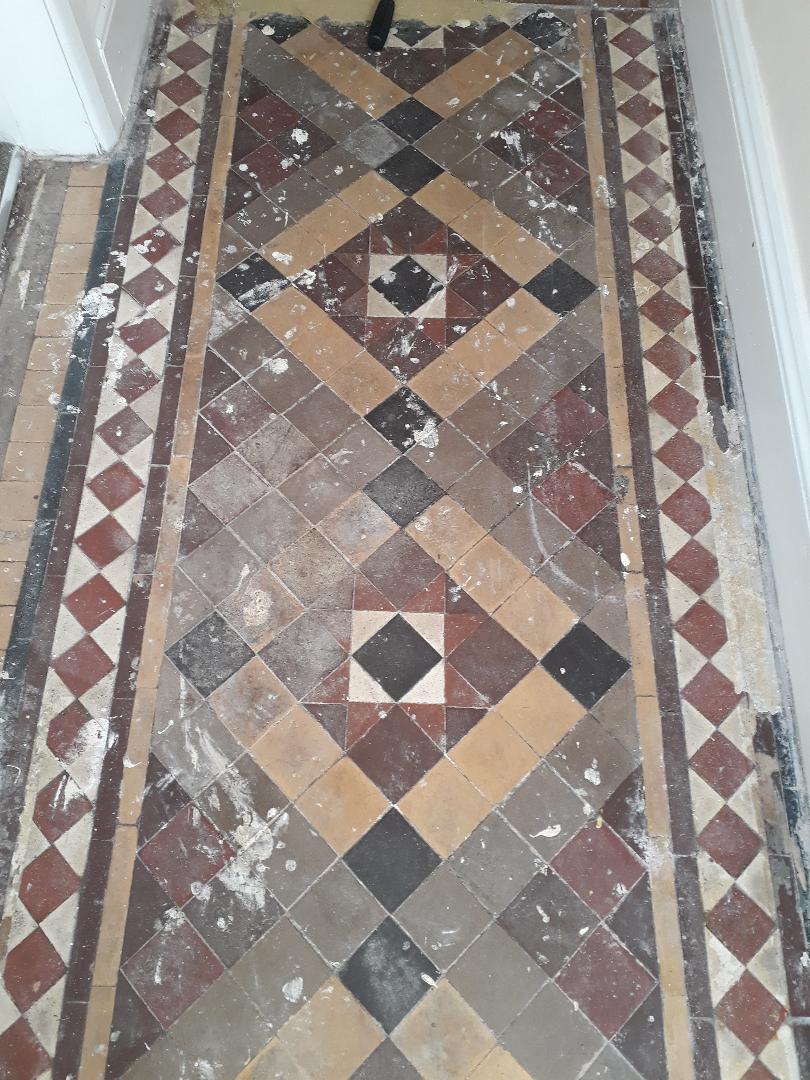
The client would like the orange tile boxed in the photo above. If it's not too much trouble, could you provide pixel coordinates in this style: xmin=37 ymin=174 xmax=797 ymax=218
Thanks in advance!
xmin=406 ymin=496 xmax=486 ymax=570
xmin=253 ymin=706 xmax=342 ymax=799
xmin=449 ymin=535 xmax=531 ymax=613
xmin=493 ymin=668 xmax=584 ymax=757
xmin=297 ymin=758 xmax=388 ymax=853
xmin=399 ymin=758 xmax=488 ymax=857
xmin=450 ymin=712 xmax=537 ymax=803
xmin=493 ymin=577 xmax=577 ymax=657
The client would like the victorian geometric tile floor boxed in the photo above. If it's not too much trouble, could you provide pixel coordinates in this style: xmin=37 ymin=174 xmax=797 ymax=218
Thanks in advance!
xmin=0 ymin=4 xmax=808 ymax=1079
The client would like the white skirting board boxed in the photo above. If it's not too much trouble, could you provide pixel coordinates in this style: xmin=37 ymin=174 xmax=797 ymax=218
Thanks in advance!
xmin=679 ymin=0 xmax=810 ymax=770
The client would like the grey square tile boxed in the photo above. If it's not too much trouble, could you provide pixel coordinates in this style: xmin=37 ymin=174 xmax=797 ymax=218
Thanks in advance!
xmin=448 ymin=923 xmax=545 ymax=1035
xmin=240 ymin=415 xmax=318 ymax=484
xmin=581 ymin=1044 xmax=645 ymax=1080
xmin=260 ymin=610 xmax=346 ymax=698
xmin=185 ymin=861 xmax=282 ymax=967
xmin=343 ymin=121 xmax=407 ymax=166
xmin=491 ymin=499 xmax=571 ymax=574
xmin=327 ymin=421 xmax=399 ymax=488
xmin=535 ymin=537 xmax=620 ymax=616
xmin=502 ymin=763 xmax=589 ymax=861
xmin=279 ymin=455 xmax=356 ymax=523
xmin=190 ymin=453 xmax=269 ymax=525
xmin=406 ymin=422 xmax=482 ymax=490
xmin=449 ymin=458 xmax=524 ymax=530
xmin=232 ymin=917 xmax=329 ymax=1028
xmin=267 ymin=170 xmax=333 ymax=220
xmin=498 ymin=868 xmax=597 ymax=975
xmin=503 ymin=981 xmax=604 ymax=1080
xmin=180 ymin=528 xmax=261 ymax=605
xmin=247 ymin=357 xmax=319 ymax=414
xmin=165 ymin=569 xmax=212 ymax=649
xmin=210 ymin=315 xmax=285 ymax=378
xmin=247 ymin=808 xmax=336 ymax=908
xmin=290 ymin=862 xmax=384 ymax=964
xmin=152 ymin=700 xmax=242 ymax=799
xmin=219 ymin=567 xmax=303 ymax=651
xmin=166 ymin=612 xmax=253 ymax=698
xmin=307 ymin=146 xmax=370 ymax=194
xmin=396 ymin=864 xmax=490 ymax=971
xmin=352 ymin=1040 xmax=420 ymax=1079
xmin=415 ymin=121 xmax=478 ymax=169
xmin=448 ymin=814 xmax=540 ymax=914
xmin=271 ymin=530 xmax=354 ymax=609
xmin=197 ymin=753 xmax=286 ymax=847
xmin=453 ymin=147 xmax=515 ymax=199
xmin=231 ymin=489 xmax=310 ymax=563
xmin=548 ymin=715 xmax=636 ymax=809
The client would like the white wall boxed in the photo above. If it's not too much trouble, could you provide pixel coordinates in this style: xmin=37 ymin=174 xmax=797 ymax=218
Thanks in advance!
xmin=0 ymin=0 xmax=152 ymax=154
xmin=680 ymin=0 xmax=810 ymax=767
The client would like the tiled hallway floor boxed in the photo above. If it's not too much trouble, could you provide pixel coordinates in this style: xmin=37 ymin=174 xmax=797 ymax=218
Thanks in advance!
xmin=1 ymin=4 xmax=808 ymax=1078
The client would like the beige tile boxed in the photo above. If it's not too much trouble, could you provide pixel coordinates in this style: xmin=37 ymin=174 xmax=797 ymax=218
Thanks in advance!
xmin=446 ymin=323 xmax=521 ymax=384
xmin=493 ymin=577 xmax=577 ymax=657
xmin=480 ymin=29 xmax=537 ymax=71
xmin=340 ymin=173 xmax=403 ymax=221
xmin=286 ymin=315 xmax=363 ymax=381
xmin=409 ymin=354 xmax=480 ymax=416
xmin=415 ymin=174 xmax=479 ymax=223
xmin=0 ymin=483 xmax=41 ymax=522
xmin=27 ymin=338 xmax=72 ymax=371
xmin=392 ymin=982 xmax=495 ymax=1080
xmin=450 ymin=711 xmax=537 ymax=804
xmin=327 ymin=352 xmax=398 ymax=413
xmin=209 ymin=657 xmax=296 ymax=748
xmin=304 ymin=200 xmax=367 ymax=253
xmin=493 ymin=667 xmax=584 ymax=757
xmin=20 ymin=367 xmax=66 ymax=406
xmin=263 ymin=225 xmax=326 ymax=276
xmin=297 ymin=757 xmax=388 ymax=853
xmin=50 ymin=242 xmax=93 ymax=275
xmin=237 ymin=1038 xmax=307 ymax=1079
xmin=62 ymin=185 xmax=103 ymax=215
xmin=253 ymin=706 xmax=342 ymax=799
xmin=56 ymin=213 xmax=99 ymax=244
xmin=79 ymin=985 xmax=116 ymax=1080
xmin=69 ymin=162 xmax=107 ymax=187
xmin=487 ymin=291 xmax=558 ymax=351
xmin=406 ymin=496 xmax=486 ymax=570
xmin=470 ymin=1047 xmax=533 ymax=1080
xmin=2 ymin=442 xmax=51 ymax=483
xmin=399 ymin=758 xmax=488 ymax=857
xmin=0 ymin=521 xmax=33 ymax=562
xmin=44 ymin=272 xmax=87 ymax=306
xmin=449 ymin=535 xmax=531 ymax=613
xmin=278 ymin=977 xmax=383 ymax=1080
xmin=451 ymin=200 xmax=519 ymax=256
xmin=36 ymin=302 xmax=79 ymax=338
xmin=0 ymin=562 xmax=23 ymax=606
xmin=0 ymin=606 xmax=15 ymax=649
xmin=93 ymin=825 xmax=138 ymax=986
xmin=489 ymin=230 xmax=556 ymax=285
xmin=10 ymin=406 xmax=57 ymax=442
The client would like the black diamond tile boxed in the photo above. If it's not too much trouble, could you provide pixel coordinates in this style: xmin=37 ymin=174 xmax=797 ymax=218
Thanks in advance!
xmin=354 ymin=614 xmax=441 ymax=700
xmin=371 ymin=255 xmax=442 ymax=316
xmin=514 ymin=10 xmax=571 ymax=50
xmin=365 ymin=387 xmax=441 ymax=453
xmin=364 ymin=457 xmax=443 ymax=526
xmin=340 ymin=917 xmax=439 ymax=1032
xmin=541 ymin=623 xmax=630 ymax=709
xmin=392 ymin=20 xmax=439 ymax=46
xmin=377 ymin=146 xmax=444 ymax=196
xmin=525 ymin=259 xmax=597 ymax=316
xmin=166 ymin=612 xmax=253 ymax=697
xmin=345 ymin=808 xmax=441 ymax=911
xmin=252 ymin=13 xmax=309 ymax=43
xmin=379 ymin=98 xmax=443 ymax=143
xmin=217 ymin=252 xmax=288 ymax=311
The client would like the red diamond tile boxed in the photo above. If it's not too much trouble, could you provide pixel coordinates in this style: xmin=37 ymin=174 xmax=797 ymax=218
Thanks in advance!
xmin=650 ymin=381 xmax=699 ymax=429
xmin=533 ymin=462 xmax=612 ymax=532
xmin=706 ymin=886 xmax=773 ymax=964
xmin=557 ymin=926 xmax=655 ymax=1037
xmin=675 ymin=599 xmax=727 ymax=658
xmin=698 ymin=806 xmax=761 ymax=878
xmin=632 ymin=206 xmax=675 ymax=245
xmin=0 ymin=1018 xmax=50 ymax=1079
xmin=635 ymin=247 xmax=683 ymax=288
xmin=611 ymin=26 xmax=652 ymax=57
xmin=160 ymin=72 xmax=202 ymax=107
xmin=238 ymin=142 xmax=291 ymax=192
xmin=683 ymin=663 xmax=741 ymax=725
xmin=349 ymin=705 xmax=442 ymax=802
xmin=3 ymin=929 xmax=66 ymax=1011
xmin=646 ymin=336 xmax=694 ymax=380
xmin=20 ymin=845 xmax=80 ymax=922
xmin=124 ymin=266 xmax=175 ymax=308
xmin=123 ymin=917 xmax=223 ymax=1028
xmin=619 ymin=93 xmax=663 ymax=128
xmin=154 ymin=107 xmax=199 ymax=145
xmin=201 ymin=381 xmax=274 ymax=446
xmin=132 ymin=225 xmax=180 ymax=266
xmin=690 ymin=731 xmax=753 ymax=800
xmin=552 ymin=821 xmax=643 ymax=917
xmin=33 ymin=772 xmax=92 ymax=843
xmin=97 ymin=406 xmax=152 ymax=454
xmin=640 ymin=290 xmax=690 ymax=333
xmin=148 ymin=144 xmax=194 ymax=182
xmin=627 ymin=166 xmax=672 ymax=206
xmin=167 ymin=39 xmax=209 ymax=71
xmin=656 ymin=430 xmax=703 ymax=480
xmin=531 ymin=387 xmax=607 ymax=454
xmin=140 ymin=804 xmax=235 ymax=907
xmin=118 ymin=315 xmax=170 ymax=354
xmin=76 ymin=515 xmax=134 ymax=568
xmin=240 ymin=93 xmax=301 ymax=139
xmin=717 ymin=972 xmax=786 ymax=1056
xmin=519 ymin=98 xmax=580 ymax=143
xmin=666 ymin=539 xmax=719 ymax=595
xmin=53 ymin=635 xmax=114 ymax=698
xmin=660 ymin=483 xmax=711 ymax=535
xmin=140 ymin=183 xmax=187 ymax=222
xmin=64 ymin=573 xmax=125 ymax=632
xmin=615 ymin=59 xmax=656 ymax=92
xmin=742 ymin=1064 xmax=776 ymax=1080
xmin=88 ymin=461 xmax=144 ymax=511
xmin=46 ymin=700 xmax=96 ymax=765
xmin=623 ymin=130 xmax=667 ymax=166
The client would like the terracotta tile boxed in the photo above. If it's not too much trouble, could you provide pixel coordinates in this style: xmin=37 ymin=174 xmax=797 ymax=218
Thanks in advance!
xmin=450 ymin=712 xmax=537 ymax=803
xmin=493 ymin=667 xmax=584 ymax=757
xmin=493 ymin=576 xmax=577 ymax=657
xmin=449 ymin=535 xmax=531 ymax=613
xmin=399 ymin=758 xmax=488 ymax=857
xmin=486 ymin=290 xmax=558 ymax=351
xmin=253 ymin=705 xmax=342 ymax=799
xmin=392 ymin=981 xmax=495 ymax=1080
xmin=405 ymin=496 xmax=486 ymax=569
xmin=414 ymin=173 xmax=479 ymax=222
xmin=716 ymin=973 xmax=787 ymax=1056
xmin=297 ymin=757 xmax=388 ymax=853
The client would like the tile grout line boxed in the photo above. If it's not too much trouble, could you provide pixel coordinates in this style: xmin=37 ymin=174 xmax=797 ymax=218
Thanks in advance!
xmin=578 ymin=12 xmax=694 ymax=1080
xmin=76 ymin=13 xmax=249 ymax=1079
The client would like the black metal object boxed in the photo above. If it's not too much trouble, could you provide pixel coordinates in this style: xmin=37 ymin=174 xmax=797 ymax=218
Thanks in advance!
xmin=368 ymin=0 xmax=394 ymax=51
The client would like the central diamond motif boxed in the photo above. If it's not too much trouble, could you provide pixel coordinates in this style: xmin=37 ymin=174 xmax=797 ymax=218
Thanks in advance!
xmin=353 ymin=613 xmax=442 ymax=701
xmin=370 ymin=255 xmax=444 ymax=317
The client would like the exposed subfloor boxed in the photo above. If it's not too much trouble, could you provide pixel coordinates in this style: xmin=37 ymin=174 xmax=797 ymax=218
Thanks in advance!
xmin=0 ymin=4 xmax=808 ymax=1079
